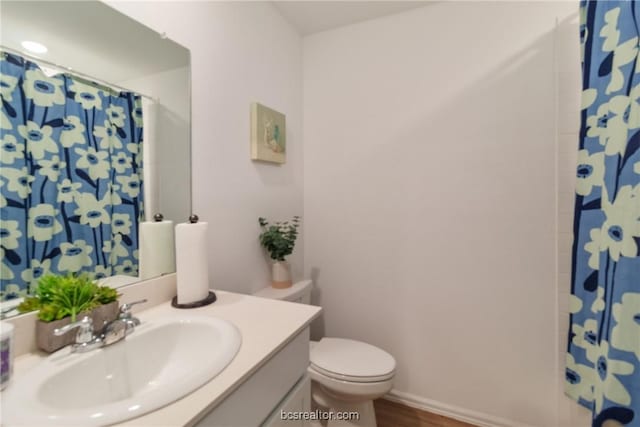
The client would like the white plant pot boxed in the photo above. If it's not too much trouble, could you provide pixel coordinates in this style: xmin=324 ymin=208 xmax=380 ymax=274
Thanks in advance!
xmin=272 ymin=261 xmax=292 ymax=289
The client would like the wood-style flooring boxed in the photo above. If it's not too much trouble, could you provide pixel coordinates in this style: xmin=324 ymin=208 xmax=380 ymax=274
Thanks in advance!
xmin=374 ymin=399 xmax=478 ymax=427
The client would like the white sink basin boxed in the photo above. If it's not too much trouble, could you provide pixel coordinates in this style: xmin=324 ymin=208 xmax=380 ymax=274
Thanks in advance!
xmin=2 ymin=316 xmax=241 ymax=426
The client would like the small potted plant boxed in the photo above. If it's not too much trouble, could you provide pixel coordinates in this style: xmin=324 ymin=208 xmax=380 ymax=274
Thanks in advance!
xmin=258 ymin=216 xmax=300 ymax=289
xmin=17 ymin=274 xmax=119 ymax=353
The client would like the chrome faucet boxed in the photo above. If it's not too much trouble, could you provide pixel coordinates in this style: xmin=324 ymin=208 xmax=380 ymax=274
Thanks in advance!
xmin=53 ymin=299 xmax=148 ymax=354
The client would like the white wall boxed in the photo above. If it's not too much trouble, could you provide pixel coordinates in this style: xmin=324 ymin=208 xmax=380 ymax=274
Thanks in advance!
xmin=303 ymin=2 xmax=577 ymax=426
xmin=107 ymin=1 xmax=304 ymax=294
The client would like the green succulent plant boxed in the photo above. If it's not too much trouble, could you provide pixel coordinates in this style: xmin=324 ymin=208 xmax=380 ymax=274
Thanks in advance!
xmin=258 ymin=216 xmax=300 ymax=262
xmin=17 ymin=273 xmax=119 ymax=322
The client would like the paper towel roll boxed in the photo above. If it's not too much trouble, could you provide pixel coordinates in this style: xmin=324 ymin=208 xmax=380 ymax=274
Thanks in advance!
xmin=175 ymin=221 xmax=210 ymax=304
xmin=139 ymin=220 xmax=176 ymax=280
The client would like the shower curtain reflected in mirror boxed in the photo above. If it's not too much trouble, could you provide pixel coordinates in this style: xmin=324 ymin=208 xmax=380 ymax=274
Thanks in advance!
xmin=0 ymin=52 xmax=144 ymax=300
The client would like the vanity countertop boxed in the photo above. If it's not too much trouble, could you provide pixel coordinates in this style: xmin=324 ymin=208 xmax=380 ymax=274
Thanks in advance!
xmin=8 ymin=290 xmax=322 ymax=427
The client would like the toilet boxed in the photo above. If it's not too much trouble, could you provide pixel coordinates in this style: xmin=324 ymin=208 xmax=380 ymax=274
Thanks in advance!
xmin=254 ymin=280 xmax=396 ymax=427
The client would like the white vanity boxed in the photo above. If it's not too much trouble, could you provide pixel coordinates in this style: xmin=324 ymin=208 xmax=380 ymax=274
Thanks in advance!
xmin=2 ymin=275 xmax=322 ymax=427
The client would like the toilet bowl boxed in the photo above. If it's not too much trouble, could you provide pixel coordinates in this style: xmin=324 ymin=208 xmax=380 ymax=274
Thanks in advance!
xmin=308 ymin=338 xmax=395 ymax=426
xmin=253 ymin=281 xmax=396 ymax=427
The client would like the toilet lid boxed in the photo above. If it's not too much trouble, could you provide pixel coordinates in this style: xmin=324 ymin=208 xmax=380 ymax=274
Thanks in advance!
xmin=310 ymin=338 xmax=395 ymax=381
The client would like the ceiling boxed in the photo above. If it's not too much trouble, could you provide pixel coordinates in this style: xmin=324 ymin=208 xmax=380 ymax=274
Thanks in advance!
xmin=272 ymin=1 xmax=432 ymax=36
xmin=0 ymin=1 xmax=189 ymax=83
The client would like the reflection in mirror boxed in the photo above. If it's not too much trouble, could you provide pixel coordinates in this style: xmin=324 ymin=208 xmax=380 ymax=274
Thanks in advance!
xmin=0 ymin=0 xmax=191 ymax=318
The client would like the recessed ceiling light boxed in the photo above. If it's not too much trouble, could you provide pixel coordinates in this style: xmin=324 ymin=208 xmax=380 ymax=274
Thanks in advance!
xmin=21 ymin=41 xmax=48 ymax=54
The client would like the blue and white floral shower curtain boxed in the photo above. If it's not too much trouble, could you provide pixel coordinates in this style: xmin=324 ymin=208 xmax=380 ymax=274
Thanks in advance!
xmin=0 ymin=52 xmax=144 ymax=300
xmin=567 ymin=1 xmax=640 ymax=425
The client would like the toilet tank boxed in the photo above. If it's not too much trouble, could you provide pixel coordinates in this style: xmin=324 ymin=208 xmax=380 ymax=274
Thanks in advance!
xmin=253 ymin=280 xmax=313 ymax=304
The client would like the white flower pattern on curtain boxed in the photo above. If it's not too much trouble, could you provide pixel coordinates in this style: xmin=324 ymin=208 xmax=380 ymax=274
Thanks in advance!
xmin=0 ymin=52 xmax=144 ymax=300
xmin=567 ymin=2 xmax=640 ymax=426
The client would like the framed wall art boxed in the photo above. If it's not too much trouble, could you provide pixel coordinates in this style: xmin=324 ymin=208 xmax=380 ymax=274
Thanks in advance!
xmin=250 ymin=102 xmax=286 ymax=164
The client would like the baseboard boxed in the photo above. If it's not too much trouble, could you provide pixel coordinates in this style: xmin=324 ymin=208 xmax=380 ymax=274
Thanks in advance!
xmin=385 ymin=389 xmax=535 ymax=427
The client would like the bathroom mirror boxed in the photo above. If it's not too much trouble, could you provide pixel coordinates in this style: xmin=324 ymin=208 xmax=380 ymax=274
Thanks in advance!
xmin=0 ymin=0 xmax=191 ymax=317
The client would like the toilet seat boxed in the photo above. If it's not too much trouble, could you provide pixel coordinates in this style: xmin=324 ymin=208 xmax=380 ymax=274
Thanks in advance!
xmin=310 ymin=338 xmax=396 ymax=383
xmin=309 ymin=363 xmax=394 ymax=383
xmin=308 ymin=365 xmax=395 ymax=402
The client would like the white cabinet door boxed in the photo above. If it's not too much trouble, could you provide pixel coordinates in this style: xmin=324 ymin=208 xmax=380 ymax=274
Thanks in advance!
xmin=262 ymin=374 xmax=311 ymax=427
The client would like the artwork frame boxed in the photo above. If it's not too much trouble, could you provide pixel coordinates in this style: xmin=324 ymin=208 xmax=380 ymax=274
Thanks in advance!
xmin=250 ymin=102 xmax=286 ymax=164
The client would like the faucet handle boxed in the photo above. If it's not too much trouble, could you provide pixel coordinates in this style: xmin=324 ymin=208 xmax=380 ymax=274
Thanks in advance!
xmin=119 ymin=299 xmax=147 ymax=331
xmin=119 ymin=299 xmax=147 ymax=317
xmin=54 ymin=316 xmax=94 ymax=344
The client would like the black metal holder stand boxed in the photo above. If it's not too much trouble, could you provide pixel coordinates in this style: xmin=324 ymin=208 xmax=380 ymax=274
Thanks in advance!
xmin=171 ymin=291 xmax=217 ymax=309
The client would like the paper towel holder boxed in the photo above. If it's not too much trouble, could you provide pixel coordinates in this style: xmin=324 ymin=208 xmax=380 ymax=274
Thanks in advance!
xmin=171 ymin=213 xmax=217 ymax=309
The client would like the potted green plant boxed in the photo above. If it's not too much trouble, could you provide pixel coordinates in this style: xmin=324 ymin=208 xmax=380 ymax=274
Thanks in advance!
xmin=258 ymin=216 xmax=300 ymax=289
xmin=17 ymin=274 xmax=119 ymax=353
